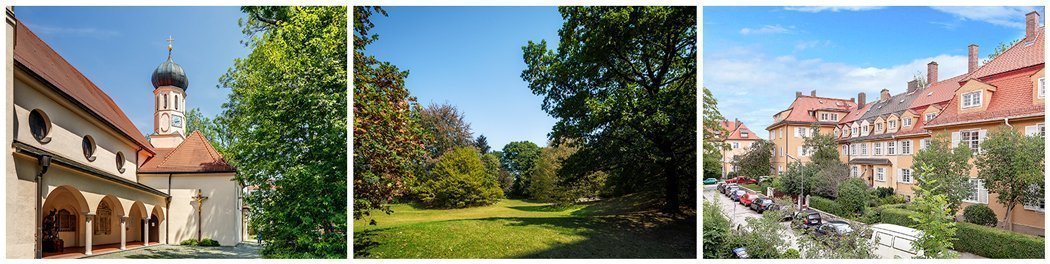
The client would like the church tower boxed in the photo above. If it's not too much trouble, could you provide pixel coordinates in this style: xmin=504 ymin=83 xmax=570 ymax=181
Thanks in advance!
xmin=149 ymin=36 xmax=189 ymax=148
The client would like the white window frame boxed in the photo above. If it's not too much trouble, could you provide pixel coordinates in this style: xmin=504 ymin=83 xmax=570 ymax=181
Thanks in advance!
xmin=887 ymin=141 xmax=896 ymax=155
xmin=851 ymin=166 xmax=859 ymax=177
xmin=925 ymin=112 xmax=936 ymax=122
xmin=900 ymin=140 xmax=912 ymax=154
xmin=1025 ymin=124 xmax=1045 ymax=137
xmin=964 ymin=179 xmax=989 ymax=204
xmin=874 ymin=142 xmax=883 ymax=155
xmin=875 ymin=168 xmax=885 ymax=182
xmin=876 ymin=123 xmax=883 ymax=133
xmin=860 ymin=143 xmax=868 ymax=156
xmin=1023 ymin=183 xmax=1045 ymax=212
xmin=842 ymin=145 xmax=848 ymax=156
xmin=903 ymin=117 xmax=911 ymax=127
xmin=920 ymin=138 xmax=931 ymax=150
xmin=1039 ymin=77 xmax=1045 ymax=99
xmin=852 ymin=127 xmax=859 ymax=136
xmin=741 ymin=132 xmax=749 ymax=138
xmin=961 ymin=91 xmax=982 ymax=108
xmin=889 ymin=120 xmax=897 ymax=129
xmin=732 ymin=142 xmax=740 ymax=149
xmin=961 ymin=130 xmax=982 ymax=153
xmin=898 ymin=168 xmax=913 ymax=184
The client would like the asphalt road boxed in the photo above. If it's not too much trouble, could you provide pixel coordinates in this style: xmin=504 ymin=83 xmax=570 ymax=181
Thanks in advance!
xmin=703 ymin=186 xmax=801 ymax=251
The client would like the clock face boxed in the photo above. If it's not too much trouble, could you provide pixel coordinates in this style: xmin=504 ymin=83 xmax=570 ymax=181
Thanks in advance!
xmin=172 ymin=115 xmax=183 ymax=128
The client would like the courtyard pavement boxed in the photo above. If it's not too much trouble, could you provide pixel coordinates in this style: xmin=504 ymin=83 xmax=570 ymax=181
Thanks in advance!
xmin=86 ymin=241 xmax=261 ymax=259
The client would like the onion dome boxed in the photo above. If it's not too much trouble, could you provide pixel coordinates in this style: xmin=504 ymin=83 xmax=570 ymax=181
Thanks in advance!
xmin=151 ymin=38 xmax=188 ymax=90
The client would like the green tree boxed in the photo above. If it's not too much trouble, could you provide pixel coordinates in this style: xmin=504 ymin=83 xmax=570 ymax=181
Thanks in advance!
xmin=704 ymin=88 xmax=729 ymax=180
xmin=801 ymin=126 xmax=849 ymax=197
xmin=837 ymin=178 xmax=870 ymax=217
xmin=702 ymin=200 xmax=731 ymax=258
xmin=735 ymin=140 xmax=774 ymax=179
xmin=225 ymin=6 xmax=347 ymax=258
xmin=474 ymin=134 xmax=491 ymax=154
xmin=522 ymin=7 xmax=696 ymax=213
xmin=184 ymin=108 xmax=233 ymax=154
xmin=731 ymin=210 xmax=790 ymax=258
xmin=500 ymin=141 xmax=542 ymax=197
xmin=417 ymin=147 xmax=504 ymax=208
xmin=908 ymin=165 xmax=960 ymax=259
xmin=482 ymin=152 xmax=502 ymax=182
xmin=797 ymin=225 xmax=878 ymax=259
xmin=975 ymin=127 xmax=1045 ymax=230
xmin=528 ymin=143 xmax=577 ymax=202
xmin=983 ymin=38 xmax=1021 ymax=64
xmin=913 ymin=134 xmax=973 ymax=214
xmin=419 ymin=103 xmax=474 ymax=158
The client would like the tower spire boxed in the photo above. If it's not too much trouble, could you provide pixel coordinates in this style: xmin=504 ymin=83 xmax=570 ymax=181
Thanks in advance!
xmin=166 ymin=35 xmax=174 ymax=59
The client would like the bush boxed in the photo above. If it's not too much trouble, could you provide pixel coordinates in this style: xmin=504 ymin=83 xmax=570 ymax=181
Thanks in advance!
xmin=417 ymin=147 xmax=504 ymax=208
xmin=837 ymin=179 xmax=869 ymax=216
xmin=781 ymin=248 xmax=800 ymax=258
xmin=873 ymin=187 xmax=895 ymax=198
xmin=878 ymin=207 xmax=918 ymax=227
xmin=199 ymin=238 xmax=220 ymax=247
xmin=962 ymin=204 xmax=998 ymax=227
xmin=809 ymin=196 xmax=844 ymax=217
xmin=955 ymin=222 xmax=1044 ymax=259
xmin=703 ymin=200 xmax=732 ymax=258
xmin=180 ymin=239 xmax=198 ymax=246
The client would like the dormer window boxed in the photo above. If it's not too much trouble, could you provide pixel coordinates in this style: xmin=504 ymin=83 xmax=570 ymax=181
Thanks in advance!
xmin=852 ymin=127 xmax=859 ymax=136
xmin=876 ymin=123 xmax=883 ymax=132
xmin=1039 ymin=77 xmax=1045 ymax=98
xmin=962 ymin=91 xmax=982 ymax=108
xmin=741 ymin=132 xmax=749 ymax=138
xmin=903 ymin=118 xmax=912 ymax=127
xmin=889 ymin=120 xmax=896 ymax=129
xmin=925 ymin=112 xmax=937 ymax=122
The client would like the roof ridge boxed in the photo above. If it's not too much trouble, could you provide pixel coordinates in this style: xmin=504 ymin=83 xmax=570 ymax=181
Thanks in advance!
xmin=796 ymin=94 xmax=856 ymax=102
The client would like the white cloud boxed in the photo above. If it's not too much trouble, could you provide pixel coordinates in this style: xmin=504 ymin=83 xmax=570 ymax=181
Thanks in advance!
xmin=704 ymin=47 xmax=969 ymax=138
xmin=784 ymin=6 xmax=884 ymax=13
xmin=794 ymin=40 xmax=833 ymax=51
xmin=739 ymin=24 xmax=794 ymax=35
xmin=931 ymin=6 xmax=1041 ymax=28
xmin=25 ymin=23 xmax=120 ymax=37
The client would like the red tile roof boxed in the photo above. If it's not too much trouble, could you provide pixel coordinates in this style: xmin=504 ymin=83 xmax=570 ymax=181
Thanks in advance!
xmin=965 ymin=27 xmax=1045 ymax=80
xmin=840 ymin=102 xmax=872 ymax=124
xmin=13 ymin=23 xmax=154 ymax=153
xmin=139 ymin=131 xmax=235 ymax=173
xmin=769 ymin=95 xmax=856 ymax=130
xmin=719 ymin=120 xmax=761 ymax=141
xmin=926 ymin=27 xmax=1044 ymax=128
xmin=897 ymin=74 xmax=968 ymax=136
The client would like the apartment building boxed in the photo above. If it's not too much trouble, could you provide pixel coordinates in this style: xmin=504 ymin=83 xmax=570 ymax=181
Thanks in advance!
xmin=923 ymin=11 xmax=1045 ymax=236
xmin=719 ymin=119 xmax=761 ymax=176
xmin=767 ymin=91 xmax=857 ymax=175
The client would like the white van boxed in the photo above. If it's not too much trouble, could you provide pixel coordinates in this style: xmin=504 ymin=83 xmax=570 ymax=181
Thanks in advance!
xmin=870 ymin=223 xmax=922 ymax=259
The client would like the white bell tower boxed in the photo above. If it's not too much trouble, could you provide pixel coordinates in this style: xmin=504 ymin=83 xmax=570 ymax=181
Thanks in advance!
xmin=149 ymin=36 xmax=189 ymax=148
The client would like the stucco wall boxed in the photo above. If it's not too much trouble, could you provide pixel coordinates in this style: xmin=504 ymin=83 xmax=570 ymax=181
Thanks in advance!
xmin=139 ymin=174 xmax=241 ymax=246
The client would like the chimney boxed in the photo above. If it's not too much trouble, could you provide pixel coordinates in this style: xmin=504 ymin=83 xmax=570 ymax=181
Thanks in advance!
xmin=1026 ymin=11 xmax=1039 ymax=40
xmin=810 ymin=90 xmax=817 ymax=97
xmin=907 ymin=80 xmax=919 ymax=93
xmin=857 ymin=92 xmax=866 ymax=108
xmin=880 ymin=89 xmax=890 ymax=101
xmin=796 ymin=91 xmax=803 ymax=97
xmin=968 ymin=44 xmax=978 ymax=73
xmin=927 ymin=61 xmax=938 ymax=85
xmin=850 ymin=97 xmax=855 ymax=103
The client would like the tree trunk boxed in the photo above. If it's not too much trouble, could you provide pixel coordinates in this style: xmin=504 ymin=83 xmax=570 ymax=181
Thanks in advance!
xmin=663 ymin=162 xmax=680 ymax=214
xmin=1002 ymin=203 xmax=1015 ymax=231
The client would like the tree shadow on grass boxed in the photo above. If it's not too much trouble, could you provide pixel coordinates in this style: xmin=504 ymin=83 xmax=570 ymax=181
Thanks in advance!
xmin=353 ymin=229 xmax=382 ymax=258
xmin=481 ymin=213 xmax=696 ymax=258
xmin=507 ymin=205 xmax=576 ymax=213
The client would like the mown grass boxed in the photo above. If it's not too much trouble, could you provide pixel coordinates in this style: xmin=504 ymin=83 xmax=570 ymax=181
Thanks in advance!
xmin=353 ymin=195 xmax=695 ymax=259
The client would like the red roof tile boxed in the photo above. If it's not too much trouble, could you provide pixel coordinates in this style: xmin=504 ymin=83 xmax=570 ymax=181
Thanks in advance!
xmin=897 ymin=74 xmax=968 ymax=136
xmin=719 ymin=120 xmax=761 ymax=141
xmin=965 ymin=27 xmax=1044 ymax=80
xmin=840 ymin=102 xmax=872 ymax=124
xmin=770 ymin=95 xmax=856 ymax=130
xmin=139 ymin=131 xmax=235 ymax=173
xmin=13 ymin=23 xmax=154 ymax=152
xmin=927 ymin=67 xmax=1044 ymax=128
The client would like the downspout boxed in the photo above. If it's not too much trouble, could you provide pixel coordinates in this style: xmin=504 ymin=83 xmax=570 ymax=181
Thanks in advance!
xmin=1004 ymin=117 xmax=1012 ymax=128
xmin=34 ymin=155 xmax=51 ymax=259
xmin=167 ymin=173 xmax=172 ymax=244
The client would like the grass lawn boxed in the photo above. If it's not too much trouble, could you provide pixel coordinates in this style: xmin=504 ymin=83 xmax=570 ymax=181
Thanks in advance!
xmin=353 ymin=194 xmax=696 ymax=258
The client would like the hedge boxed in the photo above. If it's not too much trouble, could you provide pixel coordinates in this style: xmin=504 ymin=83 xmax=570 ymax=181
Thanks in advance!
xmin=809 ymin=196 xmax=845 ymax=217
xmin=875 ymin=207 xmax=1045 ymax=258
xmin=954 ymin=222 xmax=1044 ymax=259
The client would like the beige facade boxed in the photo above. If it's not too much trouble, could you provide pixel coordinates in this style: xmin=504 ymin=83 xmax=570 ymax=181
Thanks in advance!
xmin=769 ymin=124 xmax=836 ymax=174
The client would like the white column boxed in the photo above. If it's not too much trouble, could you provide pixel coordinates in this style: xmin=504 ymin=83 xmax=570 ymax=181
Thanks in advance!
xmin=120 ymin=217 xmax=127 ymax=250
xmin=84 ymin=214 xmax=94 ymax=255
xmin=143 ymin=219 xmax=149 ymax=246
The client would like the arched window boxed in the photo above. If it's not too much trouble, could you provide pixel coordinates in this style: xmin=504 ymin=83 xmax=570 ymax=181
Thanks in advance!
xmin=175 ymin=95 xmax=179 ymax=110
xmin=82 ymin=135 xmax=96 ymax=161
xmin=29 ymin=109 xmax=52 ymax=143
xmin=57 ymin=209 xmax=75 ymax=231
xmin=164 ymin=94 xmax=169 ymax=109
xmin=94 ymin=202 xmax=112 ymax=235
xmin=115 ymin=152 xmax=126 ymax=173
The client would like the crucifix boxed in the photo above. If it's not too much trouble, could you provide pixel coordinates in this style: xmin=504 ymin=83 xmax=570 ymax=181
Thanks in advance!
xmin=191 ymin=189 xmax=208 ymax=241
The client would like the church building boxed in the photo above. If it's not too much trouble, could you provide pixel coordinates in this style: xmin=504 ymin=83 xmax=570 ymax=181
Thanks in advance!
xmin=5 ymin=8 xmax=245 ymax=259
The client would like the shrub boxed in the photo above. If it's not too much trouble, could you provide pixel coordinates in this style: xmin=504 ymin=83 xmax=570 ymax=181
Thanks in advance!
xmin=962 ymin=204 xmax=998 ymax=227
xmin=180 ymin=239 xmax=198 ymax=246
xmin=199 ymin=238 xmax=220 ymax=247
xmin=955 ymin=222 xmax=1044 ymax=259
xmin=873 ymin=187 xmax=895 ymax=198
xmin=878 ymin=207 xmax=918 ymax=227
xmin=837 ymin=179 xmax=869 ymax=216
xmin=417 ymin=147 xmax=504 ymax=208
xmin=781 ymin=248 xmax=800 ymax=258
xmin=808 ymin=196 xmax=843 ymax=217
xmin=703 ymin=200 xmax=732 ymax=258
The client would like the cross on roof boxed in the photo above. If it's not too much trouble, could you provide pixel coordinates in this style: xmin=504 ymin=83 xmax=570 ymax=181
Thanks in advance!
xmin=166 ymin=35 xmax=174 ymax=58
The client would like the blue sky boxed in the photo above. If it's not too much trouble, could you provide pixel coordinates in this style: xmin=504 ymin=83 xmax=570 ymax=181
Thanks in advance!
xmin=366 ymin=6 xmax=562 ymax=149
xmin=704 ymin=6 xmax=1045 ymax=139
xmin=16 ymin=6 xmax=248 ymax=136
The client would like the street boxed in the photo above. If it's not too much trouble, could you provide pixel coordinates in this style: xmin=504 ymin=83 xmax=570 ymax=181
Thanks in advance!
xmin=703 ymin=186 xmax=800 ymax=251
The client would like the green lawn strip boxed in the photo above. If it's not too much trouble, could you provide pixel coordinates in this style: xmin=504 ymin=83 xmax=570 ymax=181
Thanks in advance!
xmin=353 ymin=197 xmax=695 ymax=258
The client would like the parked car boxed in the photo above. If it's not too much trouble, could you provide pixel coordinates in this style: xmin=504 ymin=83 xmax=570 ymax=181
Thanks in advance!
xmin=870 ymin=223 xmax=922 ymax=259
xmin=704 ymin=178 xmax=718 ymax=185
xmin=725 ymin=176 xmax=757 ymax=184
xmin=750 ymin=197 xmax=776 ymax=212
xmin=815 ymin=220 xmax=854 ymax=237
xmin=723 ymin=185 xmax=740 ymax=196
xmin=794 ymin=209 xmax=822 ymax=229
xmin=731 ymin=189 xmax=747 ymax=201
xmin=732 ymin=247 xmax=749 ymax=259
xmin=769 ymin=204 xmax=796 ymax=221
xmin=740 ymin=192 xmax=758 ymax=206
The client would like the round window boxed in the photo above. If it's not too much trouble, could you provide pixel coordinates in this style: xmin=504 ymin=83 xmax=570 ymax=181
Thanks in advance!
xmin=115 ymin=152 xmax=125 ymax=173
xmin=82 ymin=135 xmax=96 ymax=161
xmin=29 ymin=109 xmax=51 ymax=142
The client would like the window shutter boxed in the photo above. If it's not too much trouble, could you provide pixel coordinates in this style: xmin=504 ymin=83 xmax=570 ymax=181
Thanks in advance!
xmin=951 ymin=132 xmax=961 ymax=148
